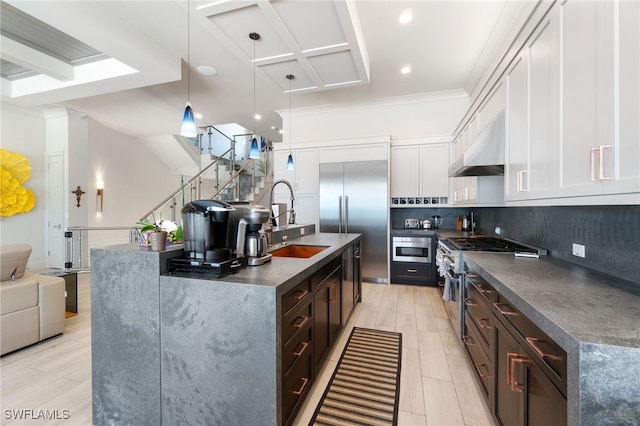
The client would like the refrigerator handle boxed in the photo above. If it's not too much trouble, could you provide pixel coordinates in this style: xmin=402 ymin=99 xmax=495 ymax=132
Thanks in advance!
xmin=338 ymin=196 xmax=343 ymax=234
xmin=345 ymin=196 xmax=349 ymax=233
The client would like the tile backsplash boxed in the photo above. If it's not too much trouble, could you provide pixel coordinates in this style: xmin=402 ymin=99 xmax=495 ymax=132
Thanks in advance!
xmin=471 ymin=205 xmax=640 ymax=285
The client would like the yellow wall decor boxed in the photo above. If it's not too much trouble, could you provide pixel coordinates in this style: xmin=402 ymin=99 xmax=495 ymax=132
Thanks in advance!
xmin=0 ymin=149 xmax=36 ymax=217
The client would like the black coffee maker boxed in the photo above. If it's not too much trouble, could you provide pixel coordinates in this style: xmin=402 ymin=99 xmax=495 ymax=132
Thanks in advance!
xmin=181 ymin=199 xmax=235 ymax=262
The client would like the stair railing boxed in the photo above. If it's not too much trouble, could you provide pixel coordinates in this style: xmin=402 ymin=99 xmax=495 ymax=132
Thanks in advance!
xmin=139 ymin=146 xmax=233 ymax=222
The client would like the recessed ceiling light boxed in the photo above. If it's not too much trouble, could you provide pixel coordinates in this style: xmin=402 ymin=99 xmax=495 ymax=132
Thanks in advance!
xmin=279 ymin=129 xmax=284 ymax=134
xmin=270 ymin=126 xmax=277 ymax=130
xmin=195 ymin=113 xmax=203 ymax=119
xmin=399 ymin=10 xmax=413 ymax=24
xmin=197 ymin=65 xmax=218 ymax=76
xmin=254 ymin=113 xmax=261 ymax=120
xmin=401 ymin=66 xmax=411 ymax=74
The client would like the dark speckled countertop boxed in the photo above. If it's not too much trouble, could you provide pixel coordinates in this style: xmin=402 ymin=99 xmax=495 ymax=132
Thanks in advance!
xmin=462 ymin=252 xmax=640 ymax=350
xmin=460 ymin=251 xmax=640 ymax=425
xmin=164 ymin=232 xmax=362 ymax=296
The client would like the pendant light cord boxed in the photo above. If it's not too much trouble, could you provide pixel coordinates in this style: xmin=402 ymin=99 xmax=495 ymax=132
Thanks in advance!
xmin=187 ymin=0 xmax=190 ymax=102
xmin=253 ymin=36 xmax=256 ymax=135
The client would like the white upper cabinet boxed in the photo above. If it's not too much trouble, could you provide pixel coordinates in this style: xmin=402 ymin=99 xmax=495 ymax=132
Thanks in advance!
xmin=390 ymin=145 xmax=421 ymax=197
xmin=505 ymin=10 xmax=559 ymax=201
xmin=273 ymin=148 xmax=318 ymax=225
xmin=391 ymin=143 xmax=449 ymax=200
xmin=558 ymin=0 xmax=640 ymax=198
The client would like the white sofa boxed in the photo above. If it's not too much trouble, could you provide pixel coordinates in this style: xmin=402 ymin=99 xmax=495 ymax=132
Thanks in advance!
xmin=1 ymin=244 xmax=65 ymax=356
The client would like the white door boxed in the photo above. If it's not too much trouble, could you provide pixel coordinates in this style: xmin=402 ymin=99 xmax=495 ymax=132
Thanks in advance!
xmin=47 ymin=153 xmax=65 ymax=268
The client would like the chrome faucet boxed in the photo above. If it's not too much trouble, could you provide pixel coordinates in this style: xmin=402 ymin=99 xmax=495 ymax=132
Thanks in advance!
xmin=269 ymin=179 xmax=296 ymax=226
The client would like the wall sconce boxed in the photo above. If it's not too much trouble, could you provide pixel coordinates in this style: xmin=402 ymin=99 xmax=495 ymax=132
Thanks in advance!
xmin=96 ymin=181 xmax=104 ymax=212
xmin=72 ymin=185 xmax=85 ymax=208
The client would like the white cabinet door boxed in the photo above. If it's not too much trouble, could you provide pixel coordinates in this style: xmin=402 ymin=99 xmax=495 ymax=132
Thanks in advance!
xmin=505 ymin=11 xmax=558 ymax=202
xmin=419 ymin=144 xmax=449 ymax=198
xmin=558 ymin=0 xmax=614 ymax=197
xmin=274 ymin=148 xmax=318 ymax=193
xmin=527 ymin=14 xmax=558 ymax=199
xmin=610 ymin=0 xmax=640 ymax=195
xmin=505 ymin=52 xmax=529 ymax=201
xmin=477 ymin=81 xmax=506 ymax=134
xmin=390 ymin=145 xmax=420 ymax=197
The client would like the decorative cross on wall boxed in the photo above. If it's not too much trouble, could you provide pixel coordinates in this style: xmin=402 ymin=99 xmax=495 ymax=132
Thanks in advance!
xmin=72 ymin=185 xmax=85 ymax=208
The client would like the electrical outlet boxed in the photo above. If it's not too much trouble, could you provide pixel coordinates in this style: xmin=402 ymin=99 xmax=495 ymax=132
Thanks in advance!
xmin=300 ymin=228 xmax=305 ymax=235
xmin=572 ymin=243 xmax=586 ymax=258
xmin=495 ymin=227 xmax=502 ymax=235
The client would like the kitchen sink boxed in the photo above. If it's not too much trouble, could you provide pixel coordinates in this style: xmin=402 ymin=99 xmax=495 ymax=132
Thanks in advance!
xmin=269 ymin=244 xmax=328 ymax=258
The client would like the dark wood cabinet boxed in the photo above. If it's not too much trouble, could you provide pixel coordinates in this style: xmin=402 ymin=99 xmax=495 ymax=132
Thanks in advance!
xmin=341 ymin=241 xmax=361 ymax=325
xmin=495 ymin=320 xmax=567 ymax=426
xmin=280 ymin=255 xmax=347 ymax=425
xmin=463 ymin=272 xmax=567 ymax=426
xmin=314 ymin=263 xmax=341 ymax=369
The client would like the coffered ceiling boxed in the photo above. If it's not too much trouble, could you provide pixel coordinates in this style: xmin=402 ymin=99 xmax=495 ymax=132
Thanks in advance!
xmin=1 ymin=0 xmax=534 ymax=145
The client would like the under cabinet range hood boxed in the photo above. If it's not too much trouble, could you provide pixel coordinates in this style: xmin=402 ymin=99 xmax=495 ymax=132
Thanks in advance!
xmin=449 ymin=111 xmax=505 ymax=177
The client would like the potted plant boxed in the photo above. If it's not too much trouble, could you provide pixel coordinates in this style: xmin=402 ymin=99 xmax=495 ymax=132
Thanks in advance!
xmin=137 ymin=220 xmax=167 ymax=251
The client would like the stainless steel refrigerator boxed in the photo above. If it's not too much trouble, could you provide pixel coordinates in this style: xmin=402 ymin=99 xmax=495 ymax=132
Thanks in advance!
xmin=319 ymin=161 xmax=388 ymax=283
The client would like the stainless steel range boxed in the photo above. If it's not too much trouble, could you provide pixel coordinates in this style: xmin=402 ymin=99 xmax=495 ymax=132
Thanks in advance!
xmin=436 ymin=235 xmax=547 ymax=338
xmin=438 ymin=236 xmax=547 ymax=274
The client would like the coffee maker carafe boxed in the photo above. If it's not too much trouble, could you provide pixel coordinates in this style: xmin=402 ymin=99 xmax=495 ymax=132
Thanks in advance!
xmin=235 ymin=205 xmax=272 ymax=266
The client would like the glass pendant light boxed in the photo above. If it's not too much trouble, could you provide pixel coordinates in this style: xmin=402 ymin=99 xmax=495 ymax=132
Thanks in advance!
xmin=286 ymin=74 xmax=295 ymax=170
xmin=249 ymin=32 xmax=261 ymax=159
xmin=180 ymin=0 xmax=198 ymax=138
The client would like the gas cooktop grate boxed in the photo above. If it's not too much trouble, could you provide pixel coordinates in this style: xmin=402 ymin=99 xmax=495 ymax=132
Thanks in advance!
xmin=447 ymin=237 xmax=540 ymax=253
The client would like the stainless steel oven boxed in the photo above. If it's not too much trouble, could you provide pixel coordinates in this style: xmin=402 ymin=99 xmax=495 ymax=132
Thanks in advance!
xmin=392 ymin=236 xmax=432 ymax=263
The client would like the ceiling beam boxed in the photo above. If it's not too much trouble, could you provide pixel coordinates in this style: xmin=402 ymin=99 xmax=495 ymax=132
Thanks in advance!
xmin=1 ymin=35 xmax=74 ymax=81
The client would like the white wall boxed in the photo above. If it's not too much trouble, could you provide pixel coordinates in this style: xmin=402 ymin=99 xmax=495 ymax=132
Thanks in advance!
xmin=0 ymin=103 xmax=48 ymax=268
xmin=280 ymin=90 xmax=470 ymax=145
xmin=1 ymin=102 xmax=189 ymax=268
xmin=85 ymin=119 xmax=183 ymax=252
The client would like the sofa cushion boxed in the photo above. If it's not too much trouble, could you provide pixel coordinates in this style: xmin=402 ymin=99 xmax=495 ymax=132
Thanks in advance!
xmin=1 ymin=278 xmax=38 ymax=315
xmin=0 ymin=243 xmax=32 ymax=281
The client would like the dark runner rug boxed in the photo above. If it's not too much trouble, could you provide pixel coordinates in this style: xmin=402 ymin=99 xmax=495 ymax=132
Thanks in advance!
xmin=309 ymin=327 xmax=402 ymax=426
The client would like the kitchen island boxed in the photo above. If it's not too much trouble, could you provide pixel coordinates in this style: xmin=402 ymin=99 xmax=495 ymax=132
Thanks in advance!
xmin=462 ymin=252 xmax=640 ymax=426
xmin=90 ymin=232 xmax=361 ymax=426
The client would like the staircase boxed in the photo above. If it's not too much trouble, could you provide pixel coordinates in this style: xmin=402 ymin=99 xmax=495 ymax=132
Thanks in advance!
xmin=139 ymin=126 xmax=274 ymax=223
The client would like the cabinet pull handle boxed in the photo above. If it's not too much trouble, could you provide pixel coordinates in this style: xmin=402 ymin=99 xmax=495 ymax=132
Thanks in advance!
xmin=292 ymin=377 xmax=309 ymax=396
xmin=476 ymin=284 xmax=493 ymax=295
xmin=516 ymin=170 xmax=523 ymax=192
xmin=463 ymin=335 xmax=477 ymax=346
xmin=328 ymin=283 xmax=337 ymax=304
xmin=292 ymin=315 xmax=309 ymax=329
xmin=590 ymin=147 xmax=598 ymax=181
xmin=407 ymin=269 xmax=418 ymax=273
xmin=599 ymin=145 xmax=613 ymax=180
xmin=525 ymin=337 xmax=562 ymax=360
xmin=507 ymin=352 xmax=526 ymax=393
xmin=463 ymin=298 xmax=478 ymax=307
xmin=293 ymin=341 xmax=309 ymax=357
xmin=493 ymin=302 xmax=518 ymax=316
xmin=291 ymin=289 xmax=309 ymax=301
xmin=475 ymin=317 xmax=492 ymax=329
xmin=474 ymin=362 xmax=490 ymax=379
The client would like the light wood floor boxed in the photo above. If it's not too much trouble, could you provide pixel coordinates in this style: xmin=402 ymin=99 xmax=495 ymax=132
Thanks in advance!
xmin=0 ymin=275 xmax=495 ymax=426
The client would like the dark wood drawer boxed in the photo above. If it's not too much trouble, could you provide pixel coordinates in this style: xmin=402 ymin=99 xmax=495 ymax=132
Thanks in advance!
xmin=282 ymin=300 xmax=312 ymax=345
xmin=465 ymin=273 xmax=495 ymax=304
xmin=391 ymin=261 xmax=434 ymax=284
xmin=282 ymin=350 xmax=313 ymax=426
xmin=494 ymin=293 xmax=567 ymax=396
xmin=464 ymin=282 xmax=494 ymax=351
xmin=282 ymin=323 xmax=312 ymax=376
xmin=282 ymin=278 xmax=312 ymax=316
xmin=312 ymin=257 xmax=341 ymax=288
xmin=463 ymin=316 xmax=493 ymax=403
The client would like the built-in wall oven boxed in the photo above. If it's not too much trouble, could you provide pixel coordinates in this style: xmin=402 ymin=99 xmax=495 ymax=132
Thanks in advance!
xmin=390 ymin=233 xmax=435 ymax=285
